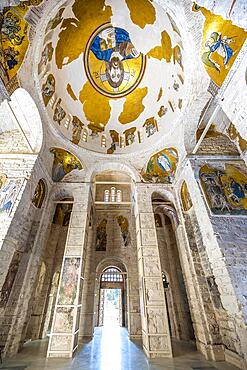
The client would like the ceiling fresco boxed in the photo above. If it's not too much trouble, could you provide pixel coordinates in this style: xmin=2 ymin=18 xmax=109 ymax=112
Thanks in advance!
xmin=200 ymin=164 xmax=247 ymax=215
xmin=0 ymin=0 xmax=43 ymax=89
xmin=192 ymin=3 xmax=246 ymax=87
xmin=141 ymin=147 xmax=178 ymax=183
xmin=50 ymin=148 xmax=83 ymax=182
xmin=37 ymin=0 xmax=186 ymax=154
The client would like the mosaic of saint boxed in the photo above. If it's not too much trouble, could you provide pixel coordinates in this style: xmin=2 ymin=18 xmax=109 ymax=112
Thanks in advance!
xmin=96 ymin=219 xmax=107 ymax=251
xmin=117 ymin=215 xmax=131 ymax=247
xmin=50 ymin=148 xmax=82 ymax=182
xmin=85 ymin=24 xmax=146 ymax=98
xmin=200 ymin=164 xmax=247 ymax=215
xmin=0 ymin=177 xmax=23 ymax=214
xmin=142 ymin=148 xmax=178 ymax=183
xmin=58 ymin=257 xmax=80 ymax=305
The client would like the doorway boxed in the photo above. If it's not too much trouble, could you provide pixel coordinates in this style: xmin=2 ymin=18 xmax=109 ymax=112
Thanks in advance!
xmin=102 ymin=288 xmax=121 ymax=326
xmin=98 ymin=267 xmax=126 ymax=327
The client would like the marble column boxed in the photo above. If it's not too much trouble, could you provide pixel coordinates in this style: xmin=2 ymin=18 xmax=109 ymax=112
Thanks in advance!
xmin=135 ymin=185 xmax=172 ymax=358
xmin=47 ymin=185 xmax=90 ymax=358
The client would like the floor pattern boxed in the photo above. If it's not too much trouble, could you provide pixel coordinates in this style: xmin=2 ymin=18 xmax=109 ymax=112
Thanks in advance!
xmin=1 ymin=327 xmax=240 ymax=370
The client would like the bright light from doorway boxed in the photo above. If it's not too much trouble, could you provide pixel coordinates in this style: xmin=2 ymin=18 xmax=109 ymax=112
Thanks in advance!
xmin=103 ymin=288 xmax=120 ymax=326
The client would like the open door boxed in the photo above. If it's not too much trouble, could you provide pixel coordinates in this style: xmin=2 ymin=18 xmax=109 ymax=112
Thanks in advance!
xmin=98 ymin=267 xmax=125 ymax=327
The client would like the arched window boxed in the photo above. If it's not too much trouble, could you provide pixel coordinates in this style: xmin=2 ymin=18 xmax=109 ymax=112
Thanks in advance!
xmin=82 ymin=128 xmax=88 ymax=142
xmin=120 ymin=135 xmax=125 ymax=148
xmin=138 ymin=129 xmax=144 ymax=143
xmin=101 ymin=267 xmax=123 ymax=283
xmin=104 ymin=189 xmax=110 ymax=202
xmin=49 ymin=94 xmax=56 ymax=108
xmin=101 ymin=134 xmax=106 ymax=148
xmin=110 ymin=187 xmax=116 ymax=202
xmin=116 ymin=189 xmax=122 ymax=203
xmin=64 ymin=114 xmax=73 ymax=129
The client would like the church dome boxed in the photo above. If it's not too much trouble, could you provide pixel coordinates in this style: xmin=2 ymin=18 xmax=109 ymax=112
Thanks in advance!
xmin=37 ymin=0 xmax=186 ymax=154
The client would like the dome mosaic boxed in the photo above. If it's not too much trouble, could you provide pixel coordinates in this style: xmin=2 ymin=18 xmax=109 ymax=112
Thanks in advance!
xmin=38 ymin=0 xmax=186 ymax=154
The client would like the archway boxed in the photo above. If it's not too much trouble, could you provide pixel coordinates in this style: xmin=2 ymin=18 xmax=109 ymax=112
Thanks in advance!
xmin=152 ymin=194 xmax=195 ymax=354
xmin=98 ymin=267 xmax=126 ymax=328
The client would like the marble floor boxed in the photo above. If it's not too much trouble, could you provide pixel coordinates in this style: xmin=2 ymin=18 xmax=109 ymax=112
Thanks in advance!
xmin=1 ymin=326 xmax=240 ymax=370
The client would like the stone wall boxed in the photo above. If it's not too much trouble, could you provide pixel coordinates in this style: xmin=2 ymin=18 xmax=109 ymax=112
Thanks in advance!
xmin=25 ymin=223 xmax=69 ymax=341
xmin=176 ymin=158 xmax=247 ymax=369
xmin=0 ymin=155 xmax=53 ymax=355
xmin=210 ymin=216 xmax=247 ymax=323
xmin=0 ymin=130 xmax=30 ymax=153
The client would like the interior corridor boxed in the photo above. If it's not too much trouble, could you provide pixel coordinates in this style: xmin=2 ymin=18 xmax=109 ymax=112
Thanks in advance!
xmin=1 ymin=327 xmax=240 ymax=370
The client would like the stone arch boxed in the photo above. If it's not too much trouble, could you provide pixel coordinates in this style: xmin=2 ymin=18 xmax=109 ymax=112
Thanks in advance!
xmin=96 ymin=257 xmax=128 ymax=276
xmin=151 ymin=189 xmax=177 ymax=208
xmin=50 ymin=186 xmax=75 ymax=202
xmin=154 ymin=204 xmax=180 ymax=228
xmin=94 ymin=257 xmax=128 ymax=328
xmin=87 ymin=161 xmax=140 ymax=182
xmin=151 ymin=191 xmax=195 ymax=342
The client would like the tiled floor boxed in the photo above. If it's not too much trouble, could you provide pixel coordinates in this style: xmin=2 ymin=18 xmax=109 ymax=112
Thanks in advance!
xmin=1 ymin=326 xmax=240 ymax=370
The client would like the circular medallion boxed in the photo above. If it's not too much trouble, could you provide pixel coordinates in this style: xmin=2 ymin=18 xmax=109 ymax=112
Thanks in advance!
xmin=84 ymin=23 xmax=146 ymax=98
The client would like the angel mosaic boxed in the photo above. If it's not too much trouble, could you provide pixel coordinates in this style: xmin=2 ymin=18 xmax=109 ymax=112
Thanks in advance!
xmin=157 ymin=149 xmax=177 ymax=173
xmin=202 ymin=32 xmax=234 ymax=72
xmin=32 ymin=179 xmax=46 ymax=209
